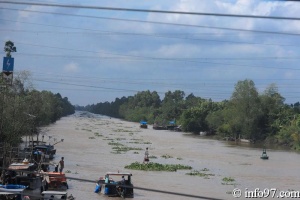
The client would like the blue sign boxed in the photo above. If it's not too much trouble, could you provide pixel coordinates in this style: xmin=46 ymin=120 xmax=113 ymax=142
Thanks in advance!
xmin=3 ymin=57 xmax=14 ymax=71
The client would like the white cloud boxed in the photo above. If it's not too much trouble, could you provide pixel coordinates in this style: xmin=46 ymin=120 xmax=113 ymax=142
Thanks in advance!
xmin=64 ymin=62 xmax=80 ymax=73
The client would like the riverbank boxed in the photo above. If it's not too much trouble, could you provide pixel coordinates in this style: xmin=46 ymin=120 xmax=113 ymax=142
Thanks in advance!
xmin=43 ymin=112 xmax=300 ymax=200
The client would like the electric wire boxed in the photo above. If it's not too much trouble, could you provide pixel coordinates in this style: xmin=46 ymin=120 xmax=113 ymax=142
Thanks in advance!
xmin=6 ymin=41 xmax=300 ymax=71
xmin=2 ymin=7 xmax=300 ymax=37
xmin=1 ymin=1 xmax=300 ymax=21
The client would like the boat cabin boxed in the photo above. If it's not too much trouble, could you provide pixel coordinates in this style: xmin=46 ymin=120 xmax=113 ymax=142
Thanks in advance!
xmin=41 ymin=191 xmax=69 ymax=199
xmin=98 ymin=172 xmax=134 ymax=198
xmin=7 ymin=162 xmax=41 ymax=190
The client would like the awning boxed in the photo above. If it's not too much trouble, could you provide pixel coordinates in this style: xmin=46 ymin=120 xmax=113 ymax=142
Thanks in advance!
xmin=8 ymin=163 xmax=35 ymax=170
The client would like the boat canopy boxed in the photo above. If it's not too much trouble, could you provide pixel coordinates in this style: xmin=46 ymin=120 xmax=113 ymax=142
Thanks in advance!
xmin=8 ymin=163 xmax=35 ymax=170
xmin=169 ymin=120 xmax=176 ymax=125
xmin=105 ymin=172 xmax=132 ymax=176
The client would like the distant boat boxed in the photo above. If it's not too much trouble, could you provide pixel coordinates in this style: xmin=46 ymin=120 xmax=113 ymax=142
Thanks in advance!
xmin=140 ymin=121 xmax=148 ymax=129
xmin=260 ymin=149 xmax=269 ymax=160
xmin=199 ymin=131 xmax=207 ymax=136
xmin=240 ymin=139 xmax=251 ymax=143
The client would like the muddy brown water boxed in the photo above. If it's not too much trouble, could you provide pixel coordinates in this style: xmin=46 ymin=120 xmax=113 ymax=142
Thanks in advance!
xmin=40 ymin=112 xmax=300 ymax=200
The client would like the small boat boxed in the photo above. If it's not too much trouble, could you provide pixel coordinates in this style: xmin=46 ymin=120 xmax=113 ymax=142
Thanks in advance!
xmin=260 ymin=148 xmax=269 ymax=160
xmin=0 ymin=186 xmax=26 ymax=200
xmin=0 ymin=184 xmax=27 ymax=192
xmin=140 ymin=121 xmax=148 ymax=129
xmin=44 ymin=172 xmax=69 ymax=191
xmin=97 ymin=172 xmax=134 ymax=198
xmin=41 ymin=191 xmax=75 ymax=199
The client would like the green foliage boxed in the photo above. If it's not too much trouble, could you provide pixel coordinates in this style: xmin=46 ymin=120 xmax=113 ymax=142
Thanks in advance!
xmin=84 ymin=79 xmax=300 ymax=151
xmin=0 ymin=71 xmax=75 ymax=147
xmin=186 ymin=170 xmax=215 ymax=178
xmin=124 ymin=162 xmax=192 ymax=171
xmin=4 ymin=40 xmax=17 ymax=57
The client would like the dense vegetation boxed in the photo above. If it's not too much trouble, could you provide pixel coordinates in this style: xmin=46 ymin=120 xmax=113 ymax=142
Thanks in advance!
xmin=85 ymin=80 xmax=300 ymax=150
xmin=0 ymin=71 xmax=75 ymax=147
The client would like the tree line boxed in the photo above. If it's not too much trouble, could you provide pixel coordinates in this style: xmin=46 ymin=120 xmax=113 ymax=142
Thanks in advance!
xmin=84 ymin=79 xmax=300 ymax=150
xmin=0 ymin=71 xmax=75 ymax=147
xmin=1 ymin=41 xmax=75 ymax=148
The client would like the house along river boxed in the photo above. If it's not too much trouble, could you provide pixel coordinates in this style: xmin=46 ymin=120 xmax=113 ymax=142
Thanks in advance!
xmin=42 ymin=112 xmax=300 ymax=200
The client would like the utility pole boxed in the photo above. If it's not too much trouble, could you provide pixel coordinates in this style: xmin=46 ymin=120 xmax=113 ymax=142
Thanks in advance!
xmin=1 ymin=41 xmax=16 ymax=183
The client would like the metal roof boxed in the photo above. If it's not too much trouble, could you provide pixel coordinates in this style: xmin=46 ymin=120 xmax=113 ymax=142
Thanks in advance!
xmin=106 ymin=172 xmax=132 ymax=176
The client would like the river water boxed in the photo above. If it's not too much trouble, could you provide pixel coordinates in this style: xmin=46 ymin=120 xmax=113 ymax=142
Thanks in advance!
xmin=42 ymin=112 xmax=300 ymax=200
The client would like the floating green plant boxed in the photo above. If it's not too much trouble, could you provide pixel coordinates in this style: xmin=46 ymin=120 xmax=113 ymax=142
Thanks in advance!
xmin=94 ymin=132 xmax=103 ymax=137
xmin=125 ymin=162 xmax=192 ymax=172
xmin=161 ymin=154 xmax=173 ymax=159
xmin=186 ymin=170 xmax=215 ymax=178
xmin=112 ymin=146 xmax=142 ymax=152
xmin=222 ymin=177 xmax=236 ymax=185
xmin=149 ymin=155 xmax=157 ymax=159
xmin=116 ymin=138 xmax=126 ymax=140
xmin=108 ymin=142 xmax=124 ymax=146
xmin=143 ymin=142 xmax=152 ymax=144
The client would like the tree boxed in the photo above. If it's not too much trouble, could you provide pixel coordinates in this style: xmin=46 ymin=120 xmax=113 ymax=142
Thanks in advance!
xmin=260 ymin=83 xmax=285 ymax=137
xmin=4 ymin=40 xmax=17 ymax=57
xmin=229 ymin=79 xmax=262 ymax=140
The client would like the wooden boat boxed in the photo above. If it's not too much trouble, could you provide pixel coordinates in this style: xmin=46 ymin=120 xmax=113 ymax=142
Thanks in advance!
xmin=33 ymin=145 xmax=56 ymax=160
xmin=45 ymin=172 xmax=68 ymax=191
xmin=140 ymin=121 xmax=148 ymax=129
xmin=97 ymin=172 xmax=134 ymax=198
xmin=0 ymin=185 xmax=26 ymax=200
xmin=7 ymin=161 xmax=41 ymax=190
xmin=260 ymin=149 xmax=269 ymax=160
xmin=41 ymin=191 xmax=75 ymax=199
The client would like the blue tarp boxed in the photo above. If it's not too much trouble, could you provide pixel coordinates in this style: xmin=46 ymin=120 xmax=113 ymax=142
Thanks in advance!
xmin=169 ymin=120 xmax=176 ymax=125
xmin=140 ymin=121 xmax=147 ymax=125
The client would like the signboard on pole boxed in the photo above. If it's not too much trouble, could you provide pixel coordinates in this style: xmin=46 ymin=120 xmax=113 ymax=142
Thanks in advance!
xmin=3 ymin=57 xmax=14 ymax=72
xmin=2 ymin=71 xmax=13 ymax=85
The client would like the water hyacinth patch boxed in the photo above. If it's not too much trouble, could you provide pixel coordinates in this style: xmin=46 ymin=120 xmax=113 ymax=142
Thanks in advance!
xmin=124 ymin=162 xmax=192 ymax=172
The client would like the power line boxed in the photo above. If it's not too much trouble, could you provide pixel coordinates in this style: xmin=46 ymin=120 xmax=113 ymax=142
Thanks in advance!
xmin=3 ymin=27 xmax=299 ymax=47
xmin=6 ymin=41 xmax=300 ymax=71
xmin=2 ymin=7 xmax=300 ymax=37
xmin=1 ymin=1 xmax=300 ymax=21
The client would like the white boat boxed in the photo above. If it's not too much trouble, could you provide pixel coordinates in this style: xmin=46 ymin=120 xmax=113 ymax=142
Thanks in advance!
xmin=240 ymin=139 xmax=251 ymax=143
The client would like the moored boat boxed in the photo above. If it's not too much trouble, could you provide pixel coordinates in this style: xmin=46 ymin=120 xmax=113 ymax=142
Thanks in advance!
xmin=97 ymin=172 xmax=134 ymax=198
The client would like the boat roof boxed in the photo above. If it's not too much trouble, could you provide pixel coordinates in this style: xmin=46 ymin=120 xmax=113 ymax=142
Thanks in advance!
xmin=42 ymin=191 xmax=67 ymax=195
xmin=106 ymin=172 xmax=132 ymax=176
xmin=8 ymin=163 xmax=35 ymax=170
xmin=0 ymin=191 xmax=23 ymax=194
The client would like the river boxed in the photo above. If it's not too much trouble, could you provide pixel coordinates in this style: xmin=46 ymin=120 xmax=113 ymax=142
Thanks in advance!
xmin=42 ymin=112 xmax=300 ymax=200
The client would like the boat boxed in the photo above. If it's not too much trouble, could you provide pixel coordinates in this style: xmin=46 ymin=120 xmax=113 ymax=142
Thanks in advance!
xmin=45 ymin=172 xmax=68 ymax=191
xmin=260 ymin=149 xmax=269 ymax=160
xmin=152 ymin=122 xmax=167 ymax=130
xmin=0 ymin=184 xmax=27 ymax=192
xmin=41 ymin=191 xmax=75 ymax=199
xmin=33 ymin=144 xmax=56 ymax=160
xmin=97 ymin=172 xmax=134 ymax=198
xmin=0 ymin=185 xmax=27 ymax=200
xmin=140 ymin=121 xmax=148 ymax=129
xmin=7 ymin=161 xmax=41 ymax=190
xmin=166 ymin=120 xmax=177 ymax=130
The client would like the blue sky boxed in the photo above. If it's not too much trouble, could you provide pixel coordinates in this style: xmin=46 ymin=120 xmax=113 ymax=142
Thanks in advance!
xmin=1 ymin=0 xmax=300 ymax=106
